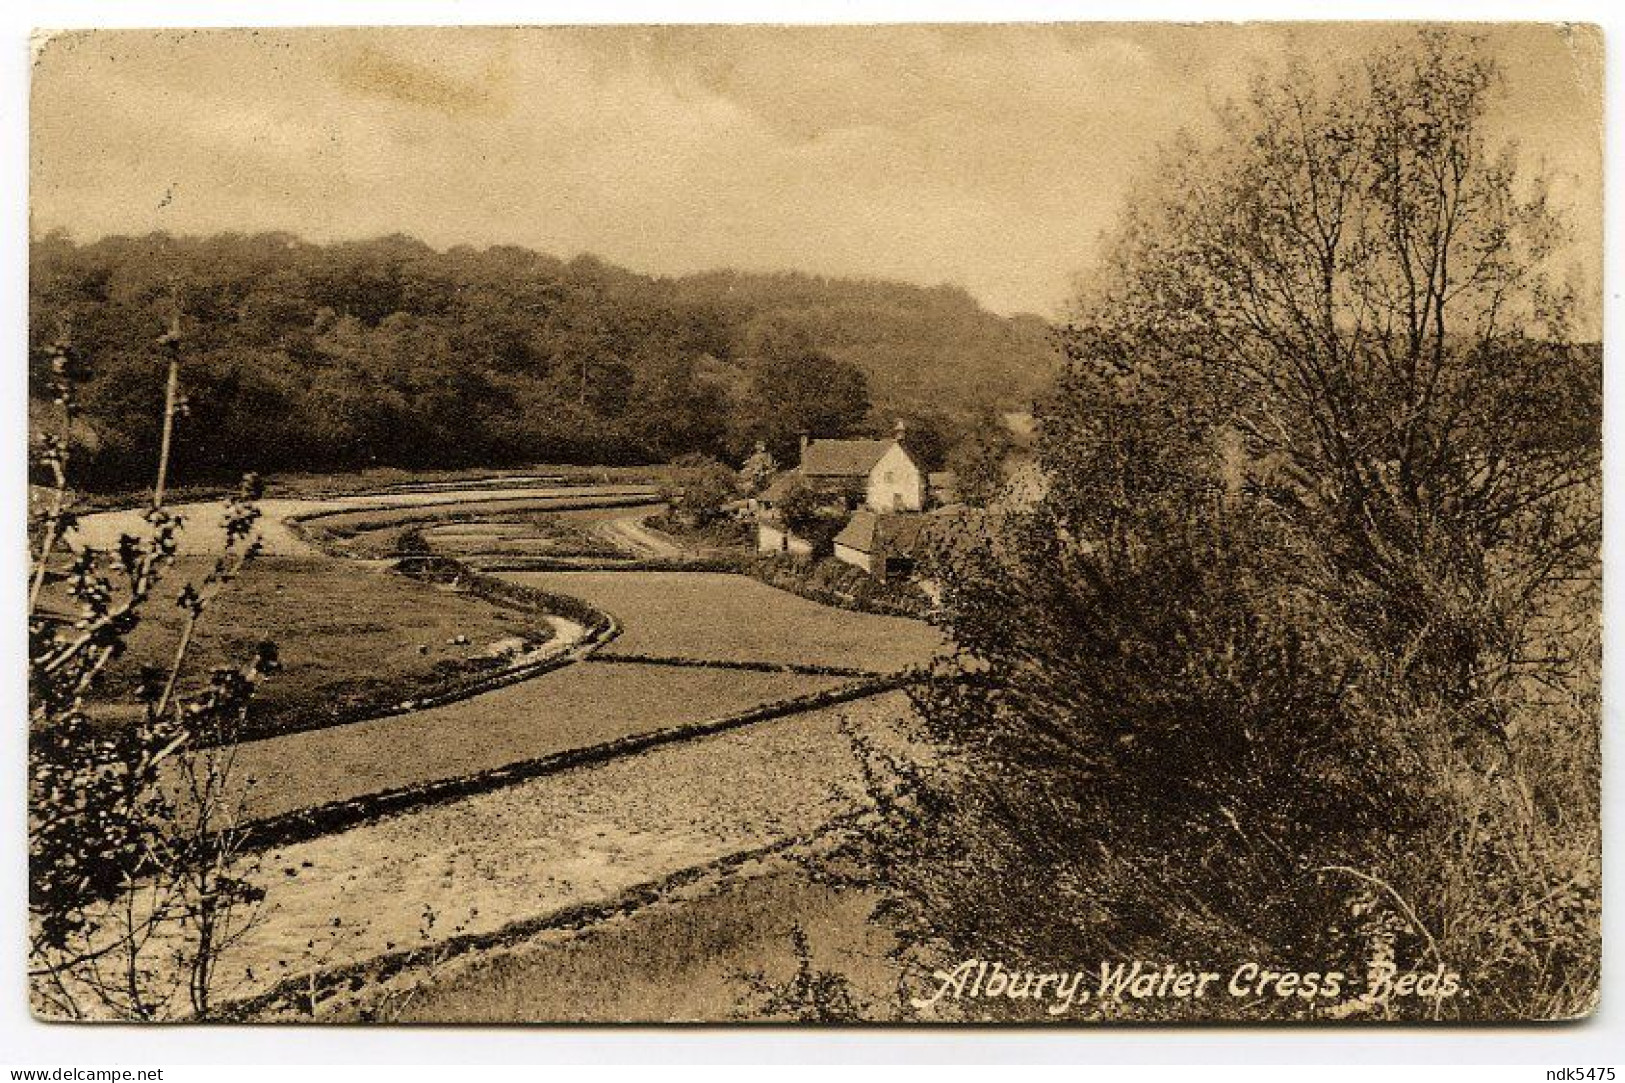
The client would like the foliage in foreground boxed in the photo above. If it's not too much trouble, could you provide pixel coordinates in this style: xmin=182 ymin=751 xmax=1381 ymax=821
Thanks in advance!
xmin=29 ymin=329 xmax=275 ymax=1020
xmin=852 ymin=29 xmax=1600 ymax=1022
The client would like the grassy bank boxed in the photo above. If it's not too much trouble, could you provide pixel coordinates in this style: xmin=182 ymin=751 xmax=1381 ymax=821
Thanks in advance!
xmin=90 ymin=556 xmax=555 ymax=742
xmin=356 ymin=863 xmax=896 ymax=1023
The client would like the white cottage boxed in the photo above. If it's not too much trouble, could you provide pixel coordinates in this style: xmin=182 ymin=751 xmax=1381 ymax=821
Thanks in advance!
xmin=864 ymin=441 xmax=926 ymax=512
xmin=754 ymin=428 xmax=932 ymax=560
xmin=796 ymin=432 xmax=926 ymax=513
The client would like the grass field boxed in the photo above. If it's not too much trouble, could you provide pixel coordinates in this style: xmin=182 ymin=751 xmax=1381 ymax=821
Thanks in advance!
xmin=378 ymin=865 xmax=894 ymax=1023
xmin=225 ymin=662 xmax=841 ymax=821
xmin=499 ymin=570 xmax=947 ymax=672
xmin=89 ymin=556 xmax=555 ymax=741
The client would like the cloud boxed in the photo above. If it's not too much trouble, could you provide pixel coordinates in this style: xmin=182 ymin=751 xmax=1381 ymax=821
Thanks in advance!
xmin=30 ymin=24 xmax=1600 ymax=319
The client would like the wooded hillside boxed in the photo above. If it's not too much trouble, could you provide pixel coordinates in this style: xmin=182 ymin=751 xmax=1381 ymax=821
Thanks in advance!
xmin=29 ymin=232 xmax=1057 ymax=489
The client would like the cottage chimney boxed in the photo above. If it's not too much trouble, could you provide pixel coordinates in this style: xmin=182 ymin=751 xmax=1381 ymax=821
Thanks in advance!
xmin=798 ymin=432 xmax=809 ymax=463
xmin=893 ymin=418 xmax=907 ymax=442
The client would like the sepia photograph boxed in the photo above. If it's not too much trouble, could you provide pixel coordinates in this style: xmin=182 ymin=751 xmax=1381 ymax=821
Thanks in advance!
xmin=22 ymin=19 xmax=1603 ymax=1029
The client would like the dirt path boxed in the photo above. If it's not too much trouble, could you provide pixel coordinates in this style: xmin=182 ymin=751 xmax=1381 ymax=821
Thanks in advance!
xmin=591 ymin=507 xmax=685 ymax=559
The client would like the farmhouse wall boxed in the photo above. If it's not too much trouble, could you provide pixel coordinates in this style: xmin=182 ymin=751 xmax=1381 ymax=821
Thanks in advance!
xmin=866 ymin=443 xmax=925 ymax=512
xmin=834 ymin=542 xmax=874 ymax=572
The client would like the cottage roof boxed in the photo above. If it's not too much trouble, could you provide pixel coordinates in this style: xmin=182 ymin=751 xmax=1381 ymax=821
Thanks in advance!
xmin=834 ymin=510 xmax=877 ymax=552
xmin=801 ymin=438 xmax=896 ymax=478
xmin=834 ymin=510 xmax=930 ymax=556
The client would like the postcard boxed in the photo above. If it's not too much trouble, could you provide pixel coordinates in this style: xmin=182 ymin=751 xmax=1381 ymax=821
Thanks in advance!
xmin=26 ymin=22 xmax=1602 ymax=1023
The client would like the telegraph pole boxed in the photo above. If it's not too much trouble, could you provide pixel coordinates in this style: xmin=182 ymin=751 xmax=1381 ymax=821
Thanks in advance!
xmin=153 ymin=286 xmax=183 ymax=510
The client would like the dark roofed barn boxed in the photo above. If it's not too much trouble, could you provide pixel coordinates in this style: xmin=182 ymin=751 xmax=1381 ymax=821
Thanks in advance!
xmin=833 ymin=510 xmax=929 ymax=580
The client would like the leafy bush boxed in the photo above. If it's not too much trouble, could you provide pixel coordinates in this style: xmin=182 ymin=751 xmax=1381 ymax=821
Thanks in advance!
xmin=393 ymin=526 xmax=431 ymax=557
xmin=740 ymin=554 xmax=931 ymax=620
xmin=663 ymin=455 xmax=738 ymax=528
xmin=852 ymin=30 xmax=1600 ymax=1022
xmin=30 ymin=335 xmax=274 ymax=1020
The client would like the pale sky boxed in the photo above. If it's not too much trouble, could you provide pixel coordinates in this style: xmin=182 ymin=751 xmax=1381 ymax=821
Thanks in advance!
xmin=30 ymin=23 xmax=1602 ymax=318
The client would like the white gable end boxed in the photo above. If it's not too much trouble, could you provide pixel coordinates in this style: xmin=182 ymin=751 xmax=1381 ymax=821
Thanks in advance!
xmin=866 ymin=443 xmax=925 ymax=512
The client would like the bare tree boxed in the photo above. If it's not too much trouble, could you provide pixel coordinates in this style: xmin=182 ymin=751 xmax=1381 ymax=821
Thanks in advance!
xmin=29 ymin=319 xmax=275 ymax=1020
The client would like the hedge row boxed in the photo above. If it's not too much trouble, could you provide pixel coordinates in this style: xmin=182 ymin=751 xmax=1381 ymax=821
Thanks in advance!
xmin=587 ymin=652 xmax=879 ymax=679
xmin=731 ymin=553 xmax=935 ymax=620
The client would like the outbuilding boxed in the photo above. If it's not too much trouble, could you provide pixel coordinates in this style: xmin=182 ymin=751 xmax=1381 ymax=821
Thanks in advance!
xmin=833 ymin=510 xmax=929 ymax=579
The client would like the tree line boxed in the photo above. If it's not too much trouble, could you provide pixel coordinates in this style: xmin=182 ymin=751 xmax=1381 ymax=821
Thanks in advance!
xmin=28 ymin=232 xmax=1055 ymax=492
